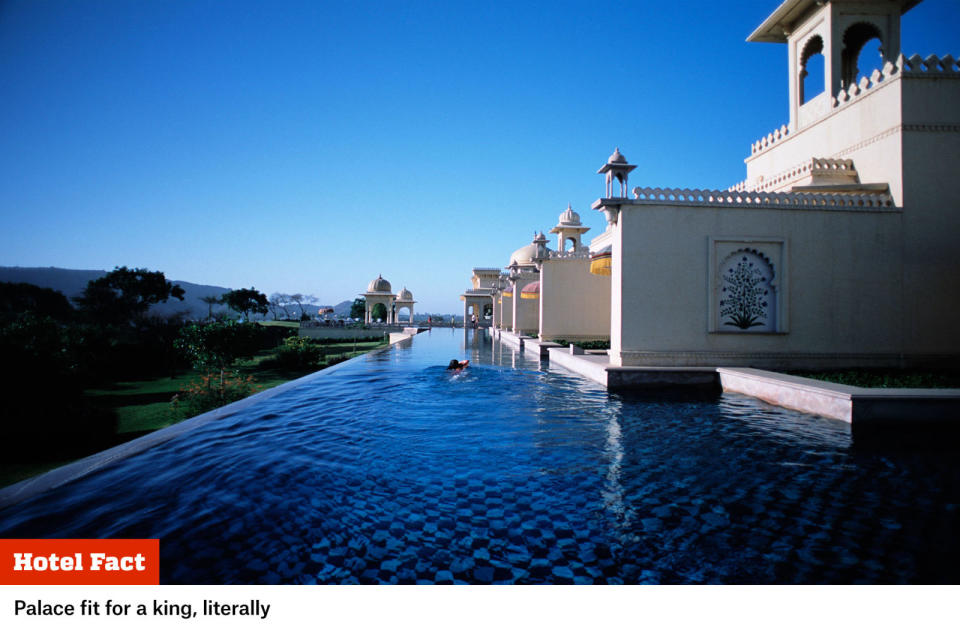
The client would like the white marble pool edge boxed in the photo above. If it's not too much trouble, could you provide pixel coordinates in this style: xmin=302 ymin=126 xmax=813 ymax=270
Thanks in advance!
xmin=545 ymin=344 xmax=960 ymax=426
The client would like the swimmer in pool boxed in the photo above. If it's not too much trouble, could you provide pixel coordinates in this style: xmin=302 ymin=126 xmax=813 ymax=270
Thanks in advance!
xmin=447 ymin=359 xmax=470 ymax=371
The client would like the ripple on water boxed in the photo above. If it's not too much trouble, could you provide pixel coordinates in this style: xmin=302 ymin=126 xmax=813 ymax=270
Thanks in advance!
xmin=1 ymin=329 xmax=958 ymax=584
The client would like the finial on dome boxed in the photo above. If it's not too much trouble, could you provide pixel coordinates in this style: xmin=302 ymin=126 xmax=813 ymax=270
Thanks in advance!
xmin=367 ymin=274 xmax=392 ymax=293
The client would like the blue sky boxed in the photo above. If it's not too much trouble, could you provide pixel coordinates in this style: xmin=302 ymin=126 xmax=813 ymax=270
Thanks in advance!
xmin=1 ymin=0 xmax=957 ymax=313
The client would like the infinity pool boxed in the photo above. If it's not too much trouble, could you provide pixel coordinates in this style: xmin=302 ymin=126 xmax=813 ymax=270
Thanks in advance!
xmin=1 ymin=329 xmax=958 ymax=583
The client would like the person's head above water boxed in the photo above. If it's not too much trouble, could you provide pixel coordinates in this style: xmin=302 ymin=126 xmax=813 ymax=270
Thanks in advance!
xmin=447 ymin=359 xmax=469 ymax=370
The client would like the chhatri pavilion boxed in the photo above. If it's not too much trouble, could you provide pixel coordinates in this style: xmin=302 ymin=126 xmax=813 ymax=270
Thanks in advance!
xmin=362 ymin=275 xmax=416 ymax=325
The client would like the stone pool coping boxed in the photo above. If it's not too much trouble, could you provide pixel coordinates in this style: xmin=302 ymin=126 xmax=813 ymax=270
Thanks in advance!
xmin=389 ymin=326 xmax=430 ymax=344
xmin=0 ymin=341 xmax=402 ymax=511
xmin=547 ymin=347 xmax=717 ymax=390
xmin=547 ymin=347 xmax=960 ymax=426
xmin=718 ymin=367 xmax=960 ymax=426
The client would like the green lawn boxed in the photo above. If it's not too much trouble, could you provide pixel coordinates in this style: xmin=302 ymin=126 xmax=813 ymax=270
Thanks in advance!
xmin=256 ymin=320 xmax=301 ymax=328
xmin=0 ymin=338 xmax=388 ymax=488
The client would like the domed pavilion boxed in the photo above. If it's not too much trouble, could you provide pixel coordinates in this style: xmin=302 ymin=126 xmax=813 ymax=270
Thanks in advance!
xmin=361 ymin=275 xmax=416 ymax=324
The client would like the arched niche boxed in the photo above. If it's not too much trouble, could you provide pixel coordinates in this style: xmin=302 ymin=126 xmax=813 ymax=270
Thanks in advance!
xmin=842 ymin=22 xmax=884 ymax=88
xmin=799 ymin=35 xmax=825 ymax=105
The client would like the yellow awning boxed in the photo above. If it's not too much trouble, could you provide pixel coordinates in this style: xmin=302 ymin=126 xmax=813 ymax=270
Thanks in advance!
xmin=590 ymin=248 xmax=612 ymax=276
xmin=589 ymin=257 xmax=611 ymax=276
xmin=520 ymin=281 xmax=539 ymax=300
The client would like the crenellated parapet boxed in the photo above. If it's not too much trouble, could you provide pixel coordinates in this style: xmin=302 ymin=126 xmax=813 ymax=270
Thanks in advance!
xmin=750 ymin=125 xmax=791 ymax=155
xmin=901 ymin=52 xmax=960 ymax=74
xmin=750 ymin=53 xmax=960 ymax=157
xmin=632 ymin=186 xmax=894 ymax=210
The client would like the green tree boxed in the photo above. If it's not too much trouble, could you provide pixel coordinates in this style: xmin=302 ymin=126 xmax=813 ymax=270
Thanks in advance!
xmin=200 ymin=295 xmax=223 ymax=320
xmin=174 ymin=321 xmax=262 ymax=414
xmin=268 ymin=293 xmax=291 ymax=320
xmin=222 ymin=288 xmax=268 ymax=321
xmin=76 ymin=266 xmax=184 ymax=326
xmin=289 ymin=293 xmax=318 ymax=319
xmin=371 ymin=303 xmax=387 ymax=322
xmin=175 ymin=320 xmax=261 ymax=378
xmin=349 ymin=298 xmax=365 ymax=320
xmin=0 ymin=281 xmax=75 ymax=322
xmin=0 ymin=314 xmax=116 ymax=457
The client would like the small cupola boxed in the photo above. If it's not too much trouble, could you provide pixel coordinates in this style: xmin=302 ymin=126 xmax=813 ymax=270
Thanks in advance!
xmin=597 ymin=147 xmax=637 ymax=198
xmin=549 ymin=204 xmax=590 ymax=252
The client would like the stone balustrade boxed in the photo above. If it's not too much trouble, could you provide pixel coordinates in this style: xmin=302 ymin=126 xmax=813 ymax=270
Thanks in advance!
xmin=631 ymin=186 xmax=894 ymax=209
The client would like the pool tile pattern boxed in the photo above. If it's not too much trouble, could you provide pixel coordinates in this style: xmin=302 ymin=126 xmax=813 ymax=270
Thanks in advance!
xmin=1 ymin=330 xmax=958 ymax=583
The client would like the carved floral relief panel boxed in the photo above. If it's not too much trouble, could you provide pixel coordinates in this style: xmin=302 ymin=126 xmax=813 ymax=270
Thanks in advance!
xmin=709 ymin=238 xmax=787 ymax=334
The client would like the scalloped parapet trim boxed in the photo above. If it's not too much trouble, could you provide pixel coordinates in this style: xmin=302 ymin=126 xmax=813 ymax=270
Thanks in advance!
xmin=749 ymin=53 xmax=959 ymax=156
xmin=632 ymin=186 xmax=894 ymax=209
xmin=729 ymin=157 xmax=855 ymax=192
xmin=544 ymin=247 xmax=591 ymax=261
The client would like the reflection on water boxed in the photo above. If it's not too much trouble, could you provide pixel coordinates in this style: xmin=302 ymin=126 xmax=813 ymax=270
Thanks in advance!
xmin=1 ymin=328 xmax=958 ymax=584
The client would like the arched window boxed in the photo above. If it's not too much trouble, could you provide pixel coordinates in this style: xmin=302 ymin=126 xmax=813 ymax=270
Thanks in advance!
xmin=718 ymin=250 xmax=776 ymax=332
xmin=800 ymin=35 xmax=825 ymax=104
xmin=842 ymin=22 xmax=884 ymax=88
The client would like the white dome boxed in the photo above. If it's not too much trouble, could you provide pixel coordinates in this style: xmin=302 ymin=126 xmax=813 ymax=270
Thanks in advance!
xmin=558 ymin=204 xmax=580 ymax=225
xmin=509 ymin=243 xmax=539 ymax=266
xmin=367 ymin=274 xmax=392 ymax=293
xmin=397 ymin=287 xmax=413 ymax=301
xmin=608 ymin=147 xmax=628 ymax=164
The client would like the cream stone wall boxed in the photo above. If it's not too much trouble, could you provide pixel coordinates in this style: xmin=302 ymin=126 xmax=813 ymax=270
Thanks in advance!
xmin=538 ymin=258 xmax=610 ymax=342
xmin=899 ymin=73 xmax=960 ymax=352
xmin=608 ymin=200 xmax=906 ymax=368
xmin=511 ymin=274 xmax=539 ymax=336
xmin=496 ymin=292 xmax=513 ymax=329
xmin=745 ymin=72 xmax=905 ymax=202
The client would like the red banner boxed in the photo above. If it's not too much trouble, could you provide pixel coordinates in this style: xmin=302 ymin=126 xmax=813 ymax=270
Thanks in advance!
xmin=0 ymin=539 xmax=159 ymax=585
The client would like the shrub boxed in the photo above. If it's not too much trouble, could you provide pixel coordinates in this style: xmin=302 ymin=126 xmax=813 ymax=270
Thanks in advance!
xmin=551 ymin=339 xmax=610 ymax=350
xmin=272 ymin=336 xmax=325 ymax=370
xmin=173 ymin=372 xmax=259 ymax=418
xmin=175 ymin=321 xmax=262 ymax=374
xmin=0 ymin=314 xmax=117 ymax=458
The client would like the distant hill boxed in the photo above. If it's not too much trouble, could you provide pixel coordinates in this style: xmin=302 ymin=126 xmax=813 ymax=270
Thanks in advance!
xmin=0 ymin=266 xmax=364 ymax=321
xmin=0 ymin=266 xmax=233 ymax=320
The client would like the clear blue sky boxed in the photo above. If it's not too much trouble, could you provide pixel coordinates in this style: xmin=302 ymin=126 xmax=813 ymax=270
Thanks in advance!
xmin=1 ymin=0 xmax=957 ymax=313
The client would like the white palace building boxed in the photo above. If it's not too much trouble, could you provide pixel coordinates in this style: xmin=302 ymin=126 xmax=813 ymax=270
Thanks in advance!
xmin=468 ymin=0 xmax=959 ymax=377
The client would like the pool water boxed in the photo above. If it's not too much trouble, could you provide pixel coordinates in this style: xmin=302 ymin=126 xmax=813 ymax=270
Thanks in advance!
xmin=1 ymin=328 xmax=958 ymax=583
